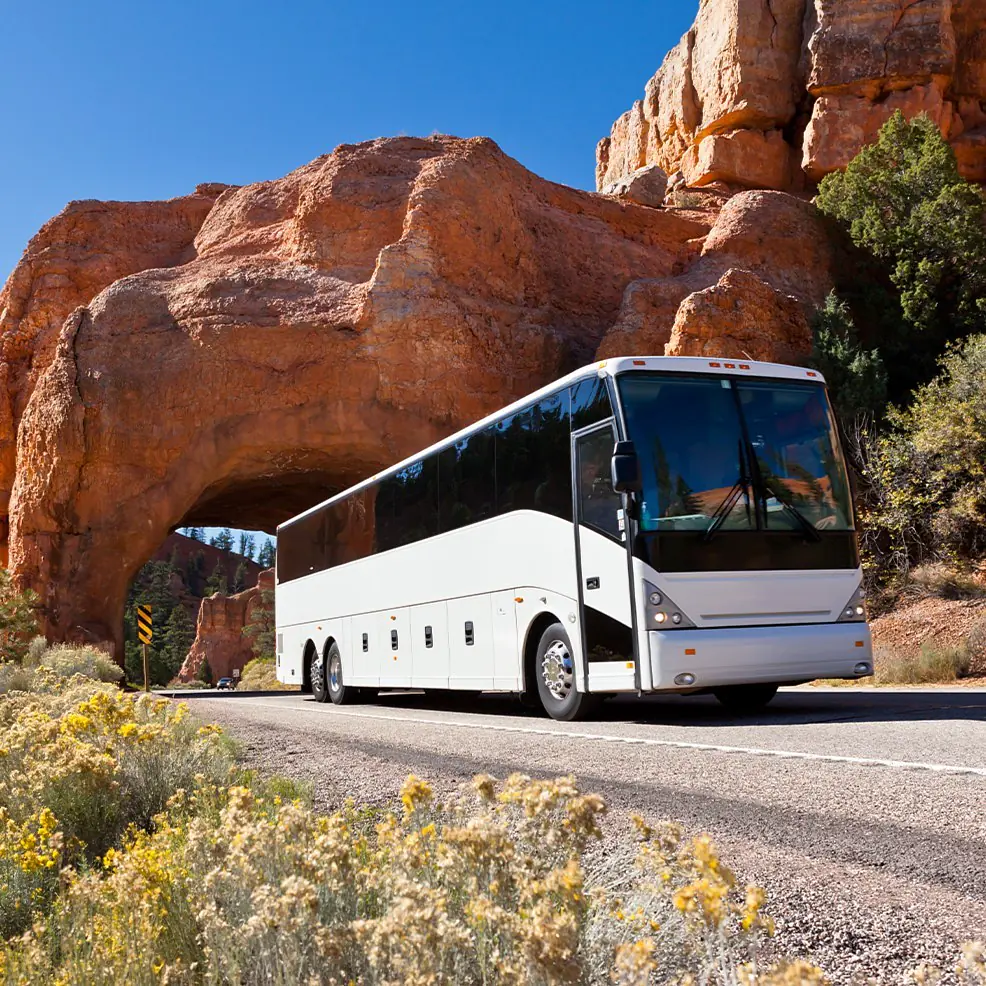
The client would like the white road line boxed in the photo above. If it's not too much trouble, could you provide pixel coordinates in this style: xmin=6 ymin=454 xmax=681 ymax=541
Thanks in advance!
xmin=228 ymin=700 xmax=986 ymax=779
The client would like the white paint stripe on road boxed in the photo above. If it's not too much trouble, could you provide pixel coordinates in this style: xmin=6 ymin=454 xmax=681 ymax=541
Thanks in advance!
xmin=231 ymin=700 xmax=986 ymax=778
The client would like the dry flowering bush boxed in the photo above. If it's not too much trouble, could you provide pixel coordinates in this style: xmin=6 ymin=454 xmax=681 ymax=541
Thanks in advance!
xmin=0 ymin=658 xmax=983 ymax=985
xmin=0 ymin=661 xmax=234 ymax=938
xmin=1 ymin=768 xmax=849 ymax=986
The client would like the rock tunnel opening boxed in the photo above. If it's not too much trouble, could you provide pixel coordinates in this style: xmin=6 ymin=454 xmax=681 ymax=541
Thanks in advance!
xmin=119 ymin=464 xmax=379 ymax=687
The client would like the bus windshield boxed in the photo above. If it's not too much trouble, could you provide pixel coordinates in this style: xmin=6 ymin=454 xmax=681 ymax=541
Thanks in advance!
xmin=616 ymin=372 xmax=853 ymax=535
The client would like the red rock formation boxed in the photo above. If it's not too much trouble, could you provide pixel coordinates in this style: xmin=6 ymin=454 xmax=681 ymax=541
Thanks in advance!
xmin=0 ymin=188 xmax=229 ymax=564
xmin=597 ymin=0 xmax=986 ymax=193
xmin=4 ymin=136 xmax=730 ymax=657
xmin=179 ymin=569 xmax=273 ymax=682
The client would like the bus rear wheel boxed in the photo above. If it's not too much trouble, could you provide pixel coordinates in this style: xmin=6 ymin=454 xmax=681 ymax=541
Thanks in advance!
xmin=712 ymin=684 xmax=778 ymax=713
xmin=535 ymin=622 xmax=598 ymax=722
xmin=325 ymin=642 xmax=357 ymax=705
xmin=310 ymin=647 xmax=328 ymax=703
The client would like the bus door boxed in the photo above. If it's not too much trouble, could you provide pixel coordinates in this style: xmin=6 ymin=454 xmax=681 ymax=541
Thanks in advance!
xmin=572 ymin=421 xmax=637 ymax=691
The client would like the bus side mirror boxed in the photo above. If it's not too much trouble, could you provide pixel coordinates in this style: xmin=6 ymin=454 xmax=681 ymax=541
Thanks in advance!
xmin=611 ymin=441 xmax=640 ymax=493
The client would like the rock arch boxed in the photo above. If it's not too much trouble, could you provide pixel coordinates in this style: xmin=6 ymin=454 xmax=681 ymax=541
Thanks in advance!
xmin=2 ymin=135 xmax=834 ymax=659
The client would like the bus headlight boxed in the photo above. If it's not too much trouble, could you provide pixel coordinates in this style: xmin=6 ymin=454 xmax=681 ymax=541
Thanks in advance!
xmin=837 ymin=584 xmax=867 ymax=623
xmin=644 ymin=581 xmax=695 ymax=630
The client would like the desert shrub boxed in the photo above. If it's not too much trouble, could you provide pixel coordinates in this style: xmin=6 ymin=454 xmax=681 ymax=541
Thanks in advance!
xmin=39 ymin=643 xmax=124 ymax=684
xmin=810 ymin=292 xmax=887 ymax=426
xmin=905 ymin=563 xmax=986 ymax=601
xmin=238 ymin=656 xmax=294 ymax=691
xmin=0 ymin=570 xmax=39 ymax=663
xmin=3 ymin=772 xmax=810 ymax=986
xmin=873 ymin=641 xmax=972 ymax=685
xmin=25 ymin=636 xmax=48 ymax=667
xmin=852 ymin=334 xmax=986 ymax=582
xmin=0 ymin=673 xmax=235 ymax=937
xmin=965 ymin=617 xmax=986 ymax=676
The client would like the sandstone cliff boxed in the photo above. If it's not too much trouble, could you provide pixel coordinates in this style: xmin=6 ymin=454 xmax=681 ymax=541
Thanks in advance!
xmin=179 ymin=569 xmax=273 ymax=682
xmin=1 ymin=136 xmax=836 ymax=656
xmin=597 ymin=0 xmax=986 ymax=192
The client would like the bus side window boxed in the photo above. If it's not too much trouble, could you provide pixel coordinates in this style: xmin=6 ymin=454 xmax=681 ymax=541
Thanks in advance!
xmin=438 ymin=428 xmax=496 ymax=532
xmin=571 ymin=376 xmax=611 ymax=431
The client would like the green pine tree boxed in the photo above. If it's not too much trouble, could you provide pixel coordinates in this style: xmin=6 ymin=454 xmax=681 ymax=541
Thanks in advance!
xmin=242 ymin=588 xmax=276 ymax=660
xmin=211 ymin=528 xmax=234 ymax=553
xmin=257 ymin=538 xmax=276 ymax=570
xmin=204 ymin=560 xmax=227 ymax=597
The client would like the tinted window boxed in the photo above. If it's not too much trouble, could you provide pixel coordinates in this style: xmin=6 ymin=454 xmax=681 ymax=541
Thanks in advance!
xmin=323 ymin=489 xmax=374 ymax=567
xmin=376 ymin=457 xmax=438 ymax=551
xmin=439 ymin=428 xmax=496 ymax=532
xmin=529 ymin=390 xmax=571 ymax=520
xmin=577 ymin=425 xmax=621 ymax=539
xmin=493 ymin=389 xmax=572 ymax=519
xmin=571 ymin=376 xmax=612 ymax=431
xmin=495 ymin=407 xmax=537 ymax=513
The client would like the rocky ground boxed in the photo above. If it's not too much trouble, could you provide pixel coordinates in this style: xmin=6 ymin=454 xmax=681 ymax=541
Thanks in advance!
xmin=186 ymin=690 xmax=986 ymax=985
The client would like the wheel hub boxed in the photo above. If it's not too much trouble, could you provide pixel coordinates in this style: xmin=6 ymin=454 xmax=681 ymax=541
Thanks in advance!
xmin=541 ymin=640 xmax=573 ymax=701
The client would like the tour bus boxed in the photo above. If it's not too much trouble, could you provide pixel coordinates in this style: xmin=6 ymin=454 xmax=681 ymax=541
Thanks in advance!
xmin=275 ymin=356 xmax=872 ymax=720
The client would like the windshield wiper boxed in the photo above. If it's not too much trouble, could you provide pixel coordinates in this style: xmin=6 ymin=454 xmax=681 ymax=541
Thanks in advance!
xmin=760 ymin=476 xmax=822 ymax=542
xmin=702 ymin=440 xmax=752 ymax=542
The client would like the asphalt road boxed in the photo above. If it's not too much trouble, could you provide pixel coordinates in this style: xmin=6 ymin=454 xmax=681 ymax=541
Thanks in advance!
xmin=181 ymin=686 xmax=986 ymax=984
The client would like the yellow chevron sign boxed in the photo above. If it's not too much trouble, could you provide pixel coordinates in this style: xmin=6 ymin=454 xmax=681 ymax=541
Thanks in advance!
xmin=136 ymin=604 xmax=153 ymax=645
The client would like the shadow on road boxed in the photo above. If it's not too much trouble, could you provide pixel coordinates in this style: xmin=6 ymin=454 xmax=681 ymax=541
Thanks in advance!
xmin=173 ymin=685 xmax=986 ymax=728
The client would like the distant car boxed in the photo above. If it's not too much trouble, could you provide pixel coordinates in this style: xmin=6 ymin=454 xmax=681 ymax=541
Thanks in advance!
xmin=216 ymin=677 xmax=236 ymax=691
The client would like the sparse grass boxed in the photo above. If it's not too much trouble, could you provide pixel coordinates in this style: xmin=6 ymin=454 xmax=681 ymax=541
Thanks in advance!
xmin=817 ymin=640 xmax=974 ymax=687
xmin=874 ymin=641 xmax=972 ymax=685
xmin=905 ymin=562 xmax=986 ymax=601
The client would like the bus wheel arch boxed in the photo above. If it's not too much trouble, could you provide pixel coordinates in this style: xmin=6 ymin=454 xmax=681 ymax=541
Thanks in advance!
xmin=521 ymin=612 xmax=560 ymax=704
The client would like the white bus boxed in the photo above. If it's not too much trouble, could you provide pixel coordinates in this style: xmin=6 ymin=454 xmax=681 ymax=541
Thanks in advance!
xmin=275 ymin=356 xmax=872 ymax=721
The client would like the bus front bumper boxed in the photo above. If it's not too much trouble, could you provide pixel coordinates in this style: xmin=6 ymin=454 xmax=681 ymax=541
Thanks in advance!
xmin=648 ymin=621 xmax=873 ymax=691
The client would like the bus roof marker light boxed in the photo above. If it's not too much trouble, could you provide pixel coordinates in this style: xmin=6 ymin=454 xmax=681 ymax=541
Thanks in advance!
xmin=724 ymin=362 xmax=736 ymax=369
xmin=739 ymin=364 xmax=750 ymax=370
xmin=632 ymin=359 xmax=646 ymax=366
xmin=709 ymin=361 xmax=721 ymax=368
xmin=807 ymin=371 xmax=818 ymax=377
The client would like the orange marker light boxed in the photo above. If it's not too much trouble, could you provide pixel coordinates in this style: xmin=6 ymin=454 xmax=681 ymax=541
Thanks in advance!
xmin=625 ymin=661 xmax=634 ymax=669
xmin=514 ymin=596 xmax=524 ymax=603
xmin=685 ymin=648 xmax=696 ymax=656
xmin=855 ymin=640 xmax=865 ymax=647
xmin=724 ymin=362 xmax=736 ymax=369
xmin=739 ymin=363 xmax=750 ymax=370
xmin=807 ymin=371 xmax=818 ymax=378
xmin=632 ymin=359 xmax=646 ymax=366
xmin=709 ymin=361 xmax=721 ymax=368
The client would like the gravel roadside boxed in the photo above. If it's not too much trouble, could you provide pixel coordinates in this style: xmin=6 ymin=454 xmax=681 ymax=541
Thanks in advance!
xmin=192 ymin=696 xmax=986 ymax=985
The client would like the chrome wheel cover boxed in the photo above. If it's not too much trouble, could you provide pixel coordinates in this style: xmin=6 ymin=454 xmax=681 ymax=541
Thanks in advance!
xmin=328 ymin=649 xmax=342 ymax=693
xmin=541 ymin=639 xmax=573 ymax=701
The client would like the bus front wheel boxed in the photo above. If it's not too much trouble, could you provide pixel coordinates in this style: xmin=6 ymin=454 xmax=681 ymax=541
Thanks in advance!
xmin=712 ymin=684 xmax=778 ymax=713
xmin=535 ymin=623 xmax=599 ymax=722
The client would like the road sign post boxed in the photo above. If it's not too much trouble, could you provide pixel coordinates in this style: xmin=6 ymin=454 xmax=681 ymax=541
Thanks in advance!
xmin=136 ymin=604 xmax=153 ymax=692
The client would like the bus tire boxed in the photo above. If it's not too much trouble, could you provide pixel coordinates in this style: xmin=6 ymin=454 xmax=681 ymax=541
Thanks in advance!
xmin=712 ymin=684 xmax=778 ymax=713
xmin=325 ymin=642 xmax=355 ymax=705
xmin=310 ymin=646 xmax=329 ymax=704
xmin=535 ymin=622 xmax=598 ymax=722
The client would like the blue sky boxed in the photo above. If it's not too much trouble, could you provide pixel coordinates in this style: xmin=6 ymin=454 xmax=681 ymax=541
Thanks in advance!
xmin=1 ymin=0 xmax=695 ymax=283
